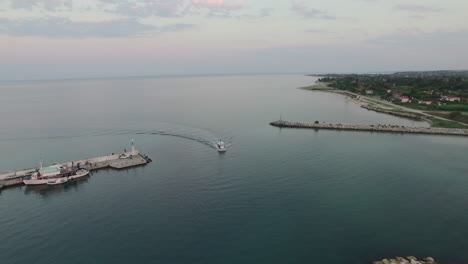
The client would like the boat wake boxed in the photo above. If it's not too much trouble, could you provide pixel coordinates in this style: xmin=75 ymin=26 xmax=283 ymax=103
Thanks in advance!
xmin=142 ymin=130 xmax=217 ymax=149
xmin=139 ymin=130 xmax=233 ymax=150
xmin=0 ymin=125 xmax=233 ymax=151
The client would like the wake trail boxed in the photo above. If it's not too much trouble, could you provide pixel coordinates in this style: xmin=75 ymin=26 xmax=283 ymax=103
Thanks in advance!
xmin=0 ymin=128 xmax=232 ymax=150
xmin=147 ymin=130 xmax=217 ymax=149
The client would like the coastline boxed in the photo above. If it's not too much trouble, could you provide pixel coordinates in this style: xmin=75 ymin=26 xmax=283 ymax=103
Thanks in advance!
xmin=301 ymin=83 xmax=467 ymax=128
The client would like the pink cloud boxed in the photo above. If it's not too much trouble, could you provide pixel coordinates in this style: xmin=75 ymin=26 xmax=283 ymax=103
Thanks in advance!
xmin=290 ymin=2 xmax=308 ymax=15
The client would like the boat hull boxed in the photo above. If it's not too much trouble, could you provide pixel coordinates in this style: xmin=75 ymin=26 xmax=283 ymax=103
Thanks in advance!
xmin=23 ymin=169 xmax=89 ymax=185
xmin=68 ymin=169 xmax=89 ymax=180
xmin=23 ymin=179 xmax=50 ymax=185
xmin=47 ymin=177 xmax=68 ymax=185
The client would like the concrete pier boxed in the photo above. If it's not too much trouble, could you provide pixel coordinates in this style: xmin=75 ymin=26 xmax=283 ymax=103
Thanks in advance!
xmin=270 ymin=120 xmax=468 ymax=137
xmin=0 ymin=150 xmax=152 ymax=189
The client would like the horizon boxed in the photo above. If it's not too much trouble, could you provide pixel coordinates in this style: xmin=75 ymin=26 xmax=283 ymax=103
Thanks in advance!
xmin=1 ymin=0 xmax=468 ymax=81
xmin=4 ymin=69 xmax=468 ymax=83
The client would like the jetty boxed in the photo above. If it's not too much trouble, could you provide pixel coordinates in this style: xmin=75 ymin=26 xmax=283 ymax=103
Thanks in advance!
xmin=0 ymin=140 xmax=152 ymax=189
xmin=270 ymin=120 xmax=468 ymax=137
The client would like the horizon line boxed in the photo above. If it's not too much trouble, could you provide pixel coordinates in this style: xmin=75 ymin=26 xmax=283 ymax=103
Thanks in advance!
xmin=1 ymin=69 xmax=467 ymax=83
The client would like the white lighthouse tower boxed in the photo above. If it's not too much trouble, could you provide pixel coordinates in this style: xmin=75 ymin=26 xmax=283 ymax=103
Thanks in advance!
xmin=131 ymin=138 xmax=137 ymax=155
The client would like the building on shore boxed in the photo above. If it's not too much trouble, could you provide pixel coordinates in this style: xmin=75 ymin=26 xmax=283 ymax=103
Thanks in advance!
xmin=393 ymin=91 xmax=403 ymax=98
xmin=442 ymin=95 xmax=461 ymax=102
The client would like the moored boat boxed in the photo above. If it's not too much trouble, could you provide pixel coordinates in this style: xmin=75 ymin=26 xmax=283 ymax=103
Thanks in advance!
xmin=68 ymin=169 xmax=89 ymax=180
xmin=23 ymin=165 xmax=65 ymax=185
xmin=23 ymin=167 xmax=89 ymax=186
xmin=119 ymin=153 xmax=131 ymax=159
xmin=47 ymin=177 xmax=68 ymax=185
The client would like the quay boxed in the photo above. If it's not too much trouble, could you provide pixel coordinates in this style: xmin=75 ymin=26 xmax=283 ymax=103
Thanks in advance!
xmin=270 ymin=120 xmax=468 ymax=137
xmin=0 ymin=141 xmax=152 ymax=189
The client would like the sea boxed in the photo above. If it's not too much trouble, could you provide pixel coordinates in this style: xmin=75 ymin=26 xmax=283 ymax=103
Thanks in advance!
xmin=0 ymin=75 xmax=467 ymax=264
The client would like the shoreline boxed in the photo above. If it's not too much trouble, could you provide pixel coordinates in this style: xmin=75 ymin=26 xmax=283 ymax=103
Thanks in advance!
xmin=301 ymin=83 xmax=466 ymax=128
xmin=301 ymin=84 xmax=430 ymax=124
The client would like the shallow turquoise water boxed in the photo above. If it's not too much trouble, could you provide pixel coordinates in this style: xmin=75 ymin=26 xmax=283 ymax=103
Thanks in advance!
xmin=0 ymin=75 xmax=467 ymax=264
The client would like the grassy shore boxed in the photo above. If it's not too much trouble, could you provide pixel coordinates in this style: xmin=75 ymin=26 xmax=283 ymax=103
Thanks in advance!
xmin=425 ymin=111 xmax=468 ymax=124
xmin=427 ymin=117 xmax=468 ymax=129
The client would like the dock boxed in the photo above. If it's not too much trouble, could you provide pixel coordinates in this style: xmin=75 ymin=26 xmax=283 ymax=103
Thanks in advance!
xmin=270 ymin=120 xmax=468 ymax=137
xmin=0 ymin=143 xmax=152 ymax=189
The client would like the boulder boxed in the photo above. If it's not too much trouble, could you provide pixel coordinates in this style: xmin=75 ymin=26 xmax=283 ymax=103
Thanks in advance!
xmin=396 ymin=257 xmax=409 ymax=263
xmin=424 ymin=257 xmax=435 ymax=263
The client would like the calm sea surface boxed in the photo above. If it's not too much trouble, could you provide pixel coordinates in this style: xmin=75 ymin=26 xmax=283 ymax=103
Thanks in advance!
xmin=0 ymin=75 xmax=467 ymax=264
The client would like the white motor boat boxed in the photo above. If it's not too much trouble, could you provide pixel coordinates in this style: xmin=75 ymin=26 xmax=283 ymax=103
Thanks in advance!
xmin=68 ymin=169 xmax=89 ymax=180
xmin=216 ymin=141 xmax=227 ymax=153
xmin=119 ymin=153 xmax=131 ymax=159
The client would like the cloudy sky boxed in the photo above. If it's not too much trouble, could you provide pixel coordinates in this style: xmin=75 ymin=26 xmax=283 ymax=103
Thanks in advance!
xmin=0 ymin=0 xmax=467 ymax=80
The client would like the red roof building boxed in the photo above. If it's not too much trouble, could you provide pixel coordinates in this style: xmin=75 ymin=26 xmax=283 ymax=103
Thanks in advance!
xmin=393 ymin=91 xmax=403 ymax=98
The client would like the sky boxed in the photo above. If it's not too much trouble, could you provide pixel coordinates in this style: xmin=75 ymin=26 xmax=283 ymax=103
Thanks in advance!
xmin=0 ymin=0 xmax=467 ymax=80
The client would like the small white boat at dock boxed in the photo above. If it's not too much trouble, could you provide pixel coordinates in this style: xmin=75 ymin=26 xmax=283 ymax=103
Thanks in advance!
xmin=119 ymin=153 xmax=131 ymax=159
xmin=68 ymin=169 xmax=89 ymax=180
xmin=47 ymin=177 xmax=68 ymax=185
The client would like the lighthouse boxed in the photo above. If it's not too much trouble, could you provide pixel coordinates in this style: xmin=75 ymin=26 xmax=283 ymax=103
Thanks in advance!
xmin=131 ymin=138 xmax=137 ymax=155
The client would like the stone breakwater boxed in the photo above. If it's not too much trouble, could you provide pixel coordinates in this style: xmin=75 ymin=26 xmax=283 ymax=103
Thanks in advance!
xmin=373 ymin=256 xmax=436 ymax=264
xmin=270 ymin=120 xmax=468 ymax=137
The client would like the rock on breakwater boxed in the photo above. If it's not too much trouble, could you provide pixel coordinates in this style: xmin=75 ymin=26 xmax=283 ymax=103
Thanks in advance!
xmin=270 ymin=120 xmax=468 ymax=137
xmin=373 ymin=256 xmax=436 ymax=264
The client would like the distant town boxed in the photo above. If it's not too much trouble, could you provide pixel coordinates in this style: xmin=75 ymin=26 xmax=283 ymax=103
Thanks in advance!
xmin=309 ymin=71 xmax=468 ymax=127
